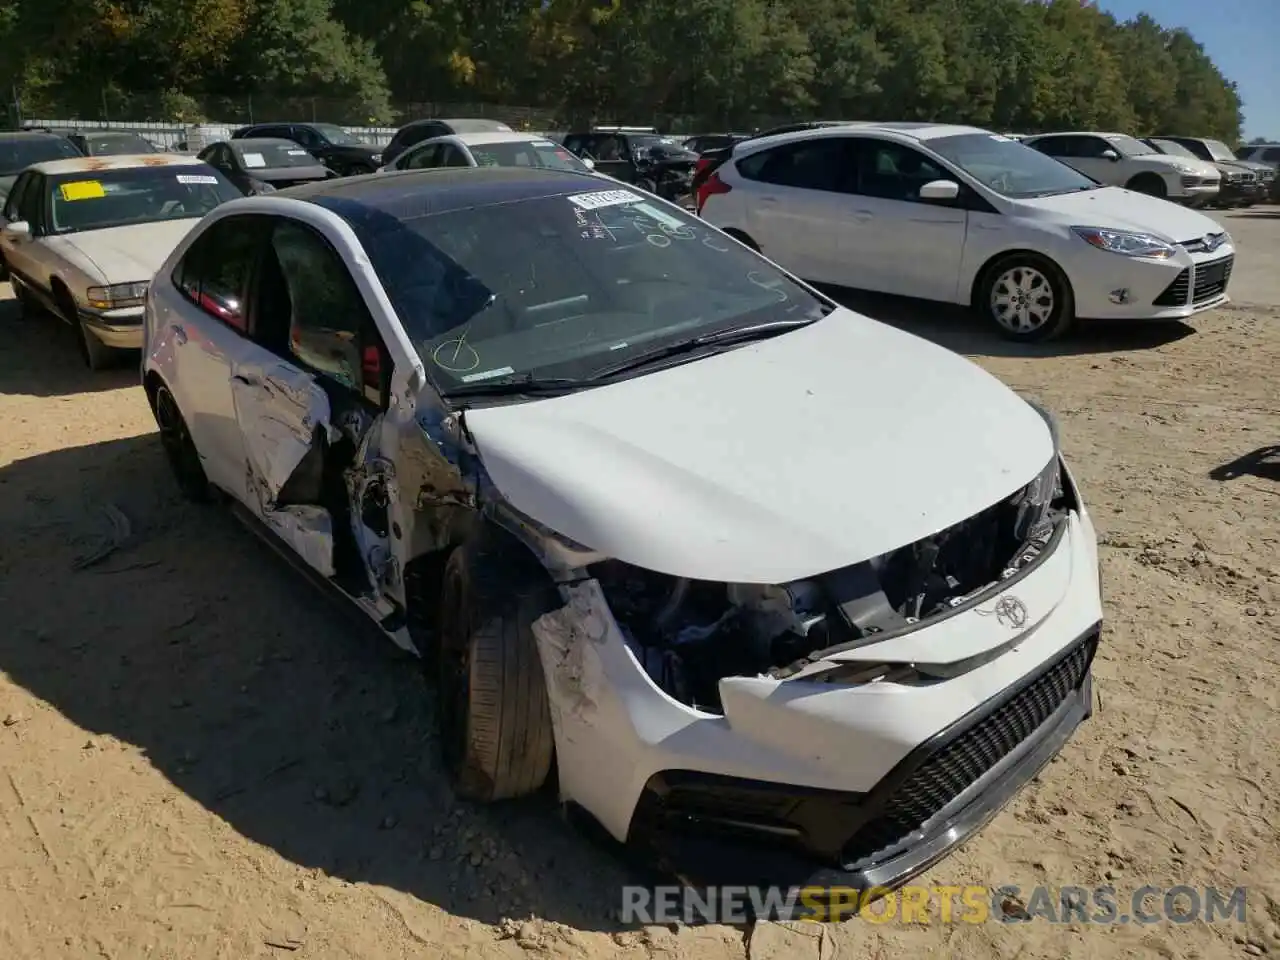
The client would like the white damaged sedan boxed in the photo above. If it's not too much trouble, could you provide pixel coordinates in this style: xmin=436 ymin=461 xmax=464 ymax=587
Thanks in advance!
xmin=141 ymin=167 xmax=1103 ymax=894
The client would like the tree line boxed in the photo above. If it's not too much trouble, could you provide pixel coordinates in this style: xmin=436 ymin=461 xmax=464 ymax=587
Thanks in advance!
xmin=0 ymin=0 xmax=1245 ymax=141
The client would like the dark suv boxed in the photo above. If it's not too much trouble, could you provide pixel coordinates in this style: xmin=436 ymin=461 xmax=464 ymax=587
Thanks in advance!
xmin=381 ymin=118 xmax=514 ymax=166
xmin=561 ymin=128 xmax=698 ymax=201
xmin=230 ymin=122 xmax=383 ymax=176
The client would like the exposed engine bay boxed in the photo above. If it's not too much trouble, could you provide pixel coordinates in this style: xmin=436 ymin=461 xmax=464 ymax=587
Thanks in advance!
xmin=592 ymin=457 xmax=1072 ymax=712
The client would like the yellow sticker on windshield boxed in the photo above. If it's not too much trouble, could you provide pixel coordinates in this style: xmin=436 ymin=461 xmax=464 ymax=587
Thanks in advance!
xmin=60 ymin=181 xmax=106 ymax=201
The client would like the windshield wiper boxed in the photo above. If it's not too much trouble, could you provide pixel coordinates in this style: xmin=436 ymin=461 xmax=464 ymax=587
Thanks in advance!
xmin=443 ymin=372 xmax=585 ymax=400
xmin=588 ymin=315 xmax=820 ymax=380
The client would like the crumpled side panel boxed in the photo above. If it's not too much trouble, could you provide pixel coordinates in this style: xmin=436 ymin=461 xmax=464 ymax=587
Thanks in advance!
xmin=231 ymin=363 xmax=333 ymax=502
xmin=262 ymin=505 xmax=336 ymax=577
xmin=531 ymin=582 xmax=612 ymax=737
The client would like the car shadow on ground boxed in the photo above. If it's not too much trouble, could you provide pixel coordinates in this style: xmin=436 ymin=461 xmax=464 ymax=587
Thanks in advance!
xmin=1208 ymin=445 xmax=1280 ymax=483
xmin=0 ymin=433 xmax=638 ymax=932
xmin=1222 ymin=210 xmax=1280 ymax=220
xmin=0 ymin=292 xmax=139 ymax=396
xmin=820 ymin=287 xmax=1197 ymax=358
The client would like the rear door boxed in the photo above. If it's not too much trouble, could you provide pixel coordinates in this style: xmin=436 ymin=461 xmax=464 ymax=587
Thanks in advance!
xmin=841 ymin=136 xmax=967 ymax=301
xmin=733 ymin=137 xmax=856 ymax=284
xmin=160 ymin=213 xmax=272 ymax=502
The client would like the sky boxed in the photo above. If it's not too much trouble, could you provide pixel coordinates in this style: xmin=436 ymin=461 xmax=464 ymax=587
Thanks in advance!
xmin=1097 ymin=0 xmax=1278 ymax=140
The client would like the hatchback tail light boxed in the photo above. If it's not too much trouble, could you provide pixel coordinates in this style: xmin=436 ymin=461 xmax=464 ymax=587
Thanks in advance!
xmin=696 ymin=171 xmax=732 ymax=213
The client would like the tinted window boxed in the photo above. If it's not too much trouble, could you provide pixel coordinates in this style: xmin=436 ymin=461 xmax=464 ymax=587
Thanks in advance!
xmin=402 ymin=144 xmax=441 ymax=169
xmin=929 ymin=133 xmax=1098 ymax=197
xmin=310 ymin=124 xmax=361 ymax=146
xmin=438 ymin=145 xmax=471 ymax=167
xmin=334 ymin=186 xmax=829 ymax=395
xmin=47 ymin=164 xmax=241 ymax=234
xmin=1263 ymin=148 xmax=1280 ymax=162
xmin=0 ymin=136 xmax=82 ymax=175
xmin=467 ymin=140 xmax=588 ymax=172
xmin=268 ymin=221 xmax=367 ymax=391
xmin=853 ymin=139 xmax=947 ymax=201
xmin=1028 ymin=136 xmax=1071 ymax=157
xmin=82 ymin=134 xmax=157 ymax=155
xmin=736 ymin=139 xmax=851 ymax=191
xmin=2 ymin=172 xmax=32 ymax=219
xmin=17 ymin=174 xmax=44 ymax=225
xmin=173 ymin=216 xmax=267 ymax=331
xmin=233 ymin=141 xmax=318 ymax=170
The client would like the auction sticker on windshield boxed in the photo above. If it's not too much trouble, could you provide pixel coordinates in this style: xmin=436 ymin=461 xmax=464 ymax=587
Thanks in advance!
xmin=568 ymin=189 xmax=642 ymax=210
xmin=177 ymin=174 xmax=218 ymax=185
xmin=243 ymin=153 xmax=266 ymax=168
xmin=60 ymin=181 xmax=105 ymax=201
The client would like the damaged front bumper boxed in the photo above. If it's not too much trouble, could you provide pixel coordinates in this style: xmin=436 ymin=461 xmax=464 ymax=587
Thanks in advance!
xmin=531 ymin=508 xmax=1102 ymax=891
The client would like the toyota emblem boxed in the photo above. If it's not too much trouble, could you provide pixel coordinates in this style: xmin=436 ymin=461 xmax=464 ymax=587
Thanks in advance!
xmin=994 ymin=596 xmax=1028 ymax=629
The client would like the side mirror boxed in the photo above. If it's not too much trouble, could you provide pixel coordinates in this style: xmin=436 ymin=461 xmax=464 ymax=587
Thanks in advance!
xmin=5 ymin=220 xmax=30 ymax=237
xmin=918 ymin=179 xmax=960 ymax=201
xmin=1101 ymin=149 xmax=1120 ymax=161
xmin=582 ymin=157 xmax=596 ymax=170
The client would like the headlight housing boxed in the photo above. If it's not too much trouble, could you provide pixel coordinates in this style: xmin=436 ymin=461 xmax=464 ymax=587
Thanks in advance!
xmin=86 ymin=281 xmax=149 ymax=309
xmin=1072 ymin=226 xmax=1176 ymax=259
xmin=370 ymin=153 xmax=382 ymax=163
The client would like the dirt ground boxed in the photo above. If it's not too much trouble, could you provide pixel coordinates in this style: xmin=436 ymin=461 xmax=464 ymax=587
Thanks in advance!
xmin=1 ymin=209 xmax=1278 ymax=960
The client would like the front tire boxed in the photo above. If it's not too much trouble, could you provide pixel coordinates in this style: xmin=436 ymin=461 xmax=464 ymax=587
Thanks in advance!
xmin=978 ymin=254 xmax=1075 ymax=342
xmin=437 ymin=534 xmax=557 ymax=802
xmin=1126 ymin=173 xmax=1168 ymax=199
xmin=55 ymin=285 xmax=116 ymax=370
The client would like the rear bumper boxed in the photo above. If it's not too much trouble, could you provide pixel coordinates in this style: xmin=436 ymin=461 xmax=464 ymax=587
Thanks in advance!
xmin=626 ymin=627 xmax=1097 ymax=895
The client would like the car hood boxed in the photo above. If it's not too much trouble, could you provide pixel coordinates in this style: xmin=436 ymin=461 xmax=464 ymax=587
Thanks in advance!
xmin=462 ymin=309 xmax=1055 ymax=584
xmin=59 ymin=219 xmax=202 ymax=282
xmin=1232 ymin=159 xmax=1274 ymax=176
xmin=1135 ymin=154 xmax=1217 ymax=177
xmin=1022 ymin=186 xmax=1223 ymax=241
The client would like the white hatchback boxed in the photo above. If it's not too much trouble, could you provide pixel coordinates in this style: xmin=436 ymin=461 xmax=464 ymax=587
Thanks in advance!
xmin=699 ymin=123 xmax=1234 ymax=341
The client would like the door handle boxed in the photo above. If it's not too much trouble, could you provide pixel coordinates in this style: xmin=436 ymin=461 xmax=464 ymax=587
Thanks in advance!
xmin=170 ymin=324 xmax=187 ymax=344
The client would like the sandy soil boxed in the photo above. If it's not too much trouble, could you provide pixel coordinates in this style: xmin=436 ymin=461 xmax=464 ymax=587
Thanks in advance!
xmin=1 ymin=212 xmax=1278 ymax=959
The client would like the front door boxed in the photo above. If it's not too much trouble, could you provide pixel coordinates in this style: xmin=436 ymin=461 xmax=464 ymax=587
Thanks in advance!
xmin=842 ymin=137 xmax=968 ymax=302
xmin=0 ymin=173 xmax=44 ymax=285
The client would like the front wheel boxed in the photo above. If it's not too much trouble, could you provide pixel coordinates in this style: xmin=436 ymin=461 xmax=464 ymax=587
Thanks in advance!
xmin=436 ymin=534 xmax=557 ymax=802
xmin=978 ymin=254 xmax=1075 ymax=342
xmin=1126 ymin=173 xmax=1168 ymax=199
xmin=152 ymin=383 xmax=211 ymax=501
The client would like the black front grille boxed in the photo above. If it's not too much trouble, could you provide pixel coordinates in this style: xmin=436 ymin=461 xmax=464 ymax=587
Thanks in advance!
xmin=1153 ymin=269 xmax=1190 ymax=306
xmin=841 ymin=636 xmax=1094 ymax=865
xmin=1193 ymin=255 xmax=1233 ymax=303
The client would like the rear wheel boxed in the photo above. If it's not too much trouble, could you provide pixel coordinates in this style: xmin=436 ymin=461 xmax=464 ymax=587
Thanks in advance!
xmin=436 ymin=533 xmax=557 ymax=802
xmin=978 ymin=254 xmax=1075 ymax=342
xmin=152 ymin=383 xmax=211 ymax=502
xmin=1125 ymin=173 xmax=1168 ymax=199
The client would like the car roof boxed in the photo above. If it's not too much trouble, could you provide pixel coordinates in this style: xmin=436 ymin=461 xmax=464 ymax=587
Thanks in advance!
xmin=734 ymin=122 xmax=990 ymax=155
xmin=1023 ymin=131 xmax=1127 ymax=139
xmin=228 ymin=138 xmax=306 ymax=149
xmin=447 ymin=132 xmax=560 ymax=146
xmin=398 ymin=118 xmax=511 ymax=133
xmin=283 ymin=166 xmax=611 ymax=219
xmin=1 ymin=131 xmax=73 ymax=143
xmin=29 ymin=153 xmax=207 ymax=175
xmin=77 ymin=130 xmax=150 ymax=139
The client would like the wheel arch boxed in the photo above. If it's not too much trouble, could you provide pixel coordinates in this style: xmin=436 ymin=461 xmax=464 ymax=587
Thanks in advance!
xmin=969 ymin=247 xmax=1076 ymax=310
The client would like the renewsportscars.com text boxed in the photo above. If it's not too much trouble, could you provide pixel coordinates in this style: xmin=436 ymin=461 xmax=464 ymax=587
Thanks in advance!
xmin=620 ymin=884 xmax=1248 ymax=925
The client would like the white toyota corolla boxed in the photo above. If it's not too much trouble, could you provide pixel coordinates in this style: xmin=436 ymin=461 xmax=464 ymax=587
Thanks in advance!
xmin=699 ymin=123 xmax=1233 ymax=341
xmin=141 ymin=168 xmax=1103 ymax=895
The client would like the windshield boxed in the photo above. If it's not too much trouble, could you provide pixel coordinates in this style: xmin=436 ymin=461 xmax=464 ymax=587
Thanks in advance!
xmin=468 ymin=140 xmax=588 ymax=172
xmin=338 ymin=187 xmax=829 ymax=395
xmin=47 ymin=164 xmax=242 ymax=235
xmin=83 ymin=134 xmax=156 ymax=155
xmin=1202 ymin=139 xmax=1237 ymax=163
xmin=0 ymin=136 xmax=82 ymax=175
xmin=312 ymin=124 xmax=361 ymax=146
xmin=1149 ymin=139 xmax=1198 ymax=160
xmin=628 ymin=134 xmax=686 ymax=155
xmin=1106 ymin=135 xmax=1156 ymax=157
xmin=234 ymin=142 xmax=319 ymax=170
xmin=928 ymin=133 xmax=1098 ymax=198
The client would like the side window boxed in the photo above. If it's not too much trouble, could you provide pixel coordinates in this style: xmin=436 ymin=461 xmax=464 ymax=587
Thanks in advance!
xmin=440 ymin=145 xmax=470 ymax=167
xmin=3 ymin=173 xmax=31 ymax=221
xmin=736 ymin=140 xmax=851 ymax=192
xmin=1029 ymin=136 xmax=1068 ymax=157
xmin=563 ymin=135 xmax=586 ymax=155
xmin=265 ymin=220 xmax=384 ymax=402
xmin=853 ymin=139 xmax=947 ymax=202
xmin=173 ymin=215 xmax=266 ymax=332
xmin=1074 ymin=137 xmax=1112 ymax=159
xmin=403 ymin=144 xmax=440 ymax=169
xmin=292 ymin=126 xmax=322 ymax=149
xmin=402 ymin=125 xmax=437 ymax=150
xmin=1263 ymin=148 xmax=1280 ymax=162
xmin=18 ymin=174 xmax=45 ymax=228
